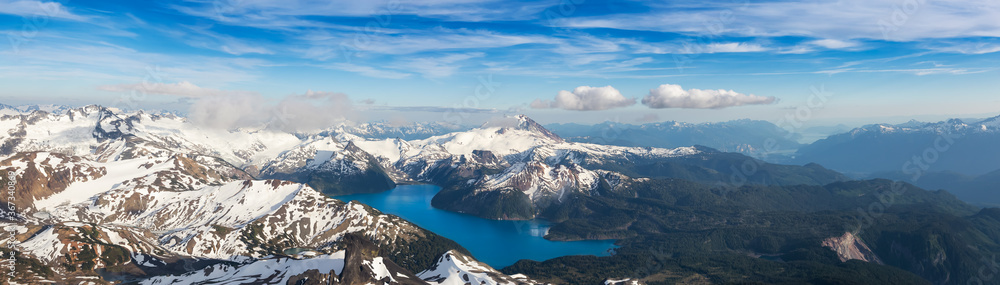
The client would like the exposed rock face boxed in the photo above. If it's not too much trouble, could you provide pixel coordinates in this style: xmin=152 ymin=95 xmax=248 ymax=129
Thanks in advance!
xmin=0 ymin=152 xmax=107 ymax=215
xmin=822 ymin=232 xmax=884 ymax=264
xmin=604 ymin=279 xmax=646 ymax=285
xmin=339 ymin=233 xmax=426 ymax=285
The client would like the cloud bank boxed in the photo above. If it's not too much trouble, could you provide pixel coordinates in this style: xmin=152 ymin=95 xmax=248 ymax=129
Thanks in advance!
xmin=531 ymin=86 xmax=636 ymax=111
xmin=99 ymin=81 xmax=354 ymax=132
xmin=641 ymin=84 xmax=776 ymax=109
xmin=186 ymin=90 xmax=356 ymax=132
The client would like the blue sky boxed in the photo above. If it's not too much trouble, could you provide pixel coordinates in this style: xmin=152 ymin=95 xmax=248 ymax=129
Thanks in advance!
xmin=1 ymin=0 xmax=999 ymax=126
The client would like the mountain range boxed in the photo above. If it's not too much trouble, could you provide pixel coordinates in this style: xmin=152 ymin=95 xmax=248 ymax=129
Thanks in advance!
xmin=545 ymin=119 xmax=804 ymax=158
xmin=1 ymin=105 xmax=999 ymax=284
xmin=0 ymin=106 xmax=543 ymax=284
xmin=793 ymin=116 xmax=1000 ymax=176
xmin=787 ymin=115 xmax=1000 ymax=207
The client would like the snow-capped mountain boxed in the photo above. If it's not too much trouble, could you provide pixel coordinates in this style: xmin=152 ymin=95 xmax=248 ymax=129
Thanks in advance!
xmin=258 ymin=135 xmax=397 ymax=195
xmin=342 ymin=116 xmax=677 ymax=219
xmin=0 ymin=103 xmax=72 ymax=116
xmin=335 ymin=121 xmax=470 ymax=141
xmin=344 ymin=115 xmax=839 ymax=219
xmin=794 ymin=115 xmax=1000 ymax=175
xmin=417 ymin=250 xmax=543 ymax=285
xmin=0 ymin=106 xmax=551 ymax=283
xmin=0 ymin=105 xmax=301 ymax=165
xmin=835 ymin=116 xmax=1000 ymax=136
xmin=0 ymin=105 xmax=391 ymax=194
xmin=0 ymin=150 xmax=540 ymax=284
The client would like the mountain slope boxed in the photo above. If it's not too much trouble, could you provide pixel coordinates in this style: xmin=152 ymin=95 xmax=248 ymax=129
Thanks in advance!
xmin=865 ymin=168 xmax=1000 ymax=207
xmin=505 ymin=178 xmax=995 ymax=285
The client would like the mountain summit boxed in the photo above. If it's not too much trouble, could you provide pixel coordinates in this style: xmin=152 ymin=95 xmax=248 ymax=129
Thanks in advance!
xmin=480 ymin=114 xmax=563 ymax=143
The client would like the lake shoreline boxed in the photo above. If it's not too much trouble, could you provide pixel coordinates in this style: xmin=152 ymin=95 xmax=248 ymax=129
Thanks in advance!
xmin=332 ymin=184 xmax=619 ymax=267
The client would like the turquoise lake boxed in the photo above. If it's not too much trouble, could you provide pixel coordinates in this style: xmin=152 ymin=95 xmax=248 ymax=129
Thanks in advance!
xmin=336 ymin=184 xmax=618 ymax=267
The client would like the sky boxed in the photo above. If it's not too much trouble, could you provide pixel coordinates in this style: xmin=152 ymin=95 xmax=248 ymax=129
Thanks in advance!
xmin=1 ymin=0 xmax=999 ymax=127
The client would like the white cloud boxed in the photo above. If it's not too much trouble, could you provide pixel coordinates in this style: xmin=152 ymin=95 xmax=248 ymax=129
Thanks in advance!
xmin=186 ymin=90 xmax=356 ymax=132
xmin=926 ymin=42 xmax=1000 ymax=55
xmin=779 ymin=39 xmax=861 ymax=54
xmin=641 ymin=84 xmax=776 ymax=109
xmin=704 ymin=42 xmax=768 ymax=53
xmin=327 ymin=63 xmax=411 ymax=79
xmin=186 ymin=93 xmax=270 ymax=130
xmin=97 ymin=81 xmax=256 ymax=97
xmin=270 ymin=90 xmax=356 ymax=132
xmin=532 ymin=86 xmax=636 ymax=111
xmin=173 ymin=0 xmax=552 ymax=26
xmin=808 ymin=39 xmax=859 ymax=49
xmin=675 ymin=42 xmax=767 ymax=54
xmin=0 ymin=0 xmax=88 ymax=21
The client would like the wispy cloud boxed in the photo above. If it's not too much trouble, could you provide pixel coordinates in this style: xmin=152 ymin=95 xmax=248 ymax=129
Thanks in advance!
xmin=698 ymin=42 xmax=767 ymax=53
xmin=175 ymin=26 xmax=275 ymax=55
xmin=0 ymin=0 xmax=88 ymax=21
xmin=400 ymin=52 xmax=485 ymax=78
xmin=553 ymin=0 xmax=1000 ymax=41
xmin=809 ymin=39 xmax=860 ymax=49
xmin=326 ymin=63 xmax=412 ymax=79
xmin=924 ymin=41 xmax=1000 ymax=55
xmin=172 ymin=0 xmax=554 ymax=26
xmin=96 ymin=81 xmax=256 ymax=97
xmin=0 ymin=35 xmax=264 ymax=85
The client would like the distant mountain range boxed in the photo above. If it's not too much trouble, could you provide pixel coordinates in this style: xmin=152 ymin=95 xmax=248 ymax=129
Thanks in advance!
xmin=0 ymin=103 xmax=72 ymax=116
xmin=545 ymin=119 xmax=804 ymax=158
xmin=334 ymin=121 xmax=471 ymax=141
xmin=793 ymin=115 xmax=1000 ymax=176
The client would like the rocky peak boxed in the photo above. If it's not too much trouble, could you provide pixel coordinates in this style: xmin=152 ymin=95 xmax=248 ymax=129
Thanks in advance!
xmin=339 ymin=233 xmax=426 ymax=285
xmin=481 ymin=114 xmax=563 ymax=142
